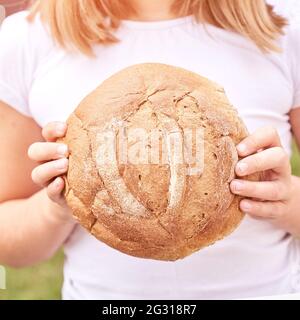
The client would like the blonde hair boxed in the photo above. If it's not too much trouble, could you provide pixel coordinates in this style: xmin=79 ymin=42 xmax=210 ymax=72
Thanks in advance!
xmin=28 ymin=0 xmax=287 ymax=55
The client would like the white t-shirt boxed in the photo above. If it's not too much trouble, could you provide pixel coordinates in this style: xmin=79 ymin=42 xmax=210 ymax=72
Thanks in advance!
xmin=0 ymin=4 xmax=300 ymax=299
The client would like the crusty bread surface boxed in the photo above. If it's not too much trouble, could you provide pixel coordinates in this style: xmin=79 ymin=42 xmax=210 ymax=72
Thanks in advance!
xmin=62 ymin=63 xmax=253 ymax=261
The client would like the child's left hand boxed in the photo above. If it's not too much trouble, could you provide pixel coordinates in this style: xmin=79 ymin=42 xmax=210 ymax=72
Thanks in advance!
xmin=230 ymin=126 xmax=300 ymax=236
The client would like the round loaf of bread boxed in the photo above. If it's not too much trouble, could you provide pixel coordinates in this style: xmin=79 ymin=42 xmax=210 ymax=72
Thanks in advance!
xmin=63 ymin=63 xmax=251 ymax=261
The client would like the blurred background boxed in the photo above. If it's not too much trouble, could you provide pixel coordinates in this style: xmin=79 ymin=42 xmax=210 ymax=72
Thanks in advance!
xmin=0 ymin=0 xmax=31 ymax=18
xmin=0 ymin=0 xmax=299 ymax=300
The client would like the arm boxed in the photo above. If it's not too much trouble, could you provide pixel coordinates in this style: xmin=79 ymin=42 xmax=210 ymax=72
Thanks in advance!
xmin=290 ymin=108 xmax=300 ymax=150
xmin=286 ymin=107 xmax=300 ymax=236
xmin=0 ymin=101 xmax=74 ymax=268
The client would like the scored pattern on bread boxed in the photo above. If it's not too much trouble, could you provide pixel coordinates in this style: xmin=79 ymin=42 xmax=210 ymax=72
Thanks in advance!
xmin=95 ymin=120 xmax=149 ymax=217
xmin=157 ymin=113 xmax=187 ymax=212
xmin=62 ymin=63 xmax=257 ymax=261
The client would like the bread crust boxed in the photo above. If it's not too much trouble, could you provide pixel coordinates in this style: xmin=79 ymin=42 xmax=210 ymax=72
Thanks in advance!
xmin=62 ymin=63 xmax=255 ymax=261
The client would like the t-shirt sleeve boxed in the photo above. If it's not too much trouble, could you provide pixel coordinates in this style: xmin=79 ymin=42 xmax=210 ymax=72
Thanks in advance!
xmin=0 ymin=12 xmax=34 ymax=117
xmin=281 ymin=1 xmax=300 ymax=109
xmin=271 ymin=0 xmax=300 ymax=109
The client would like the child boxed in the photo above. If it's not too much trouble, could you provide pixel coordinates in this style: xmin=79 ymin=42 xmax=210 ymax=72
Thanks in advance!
xmin=0 ymin=0 xmax=299 ymax=299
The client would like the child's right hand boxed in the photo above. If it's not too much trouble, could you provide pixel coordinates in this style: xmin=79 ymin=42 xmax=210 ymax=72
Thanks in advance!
xmin=28 ymin=122 xmax=69 ymax=208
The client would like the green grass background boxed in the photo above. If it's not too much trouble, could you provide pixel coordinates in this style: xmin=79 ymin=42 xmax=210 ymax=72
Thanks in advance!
xmin=0 ymin=143 xmax=299 ymax=300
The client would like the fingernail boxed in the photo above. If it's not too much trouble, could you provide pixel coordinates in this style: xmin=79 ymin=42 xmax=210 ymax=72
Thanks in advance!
xmin=241 ymin=201 xmax=252 ymax=211
xmin=57 ymin=144 xmax=68 ymax=155
xmin=55 ymin=158 xmax=68 ymax=170
xmin=232 ymin=180 xmax=244 ymax=192
xmin=237 ymin=162 xmax=248 ymax=174
xmin=54 ymin=178 xmax=62 ymax=187
xmin=57 ymin=123 xmax=66 ymax=134
xmin=237 ymin=143 xmax=247 ymax=154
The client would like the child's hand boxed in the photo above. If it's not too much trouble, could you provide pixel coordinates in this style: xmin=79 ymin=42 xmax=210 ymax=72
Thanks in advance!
xmin=230 ymin=126 xmax=297 ymax=229
xmin=28 ymin=122 xmax=69 ymax=208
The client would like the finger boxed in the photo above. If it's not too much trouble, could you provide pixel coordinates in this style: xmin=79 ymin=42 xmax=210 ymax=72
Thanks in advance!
xmin=28 ymin=142 xmax=68 ymax=162
xmin=47 ymin=177 xmax=66 ymax=206
xmin=31 ymin=158 xmax=68 ymax=186
xmin=230 ymin=179 xmax=290 ymax=201
xmin=237 ymin=126 xmax=282 ymax=157
xmin=235 ymin=147 xmax=290 ymax=177
xmin=240 ymin=199 xmax=286 ymax=220
xmin=42 ymin=122 xmax=67 ymax=142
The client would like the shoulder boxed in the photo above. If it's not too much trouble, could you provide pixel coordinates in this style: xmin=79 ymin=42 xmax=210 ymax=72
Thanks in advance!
xmin=267 ymin=0 xmax=299 ymax=41
xmin=1 ymin=11 xmax=29 ymax=30
xmin=269 ymin=0 xmax=300 ymax=55
xmin=0 ymin=11 xmax=56 ymax=117
xmin=0 ymin=12 xmax=29 ymax=46
xmin=283 ymin=23 xmax=300 ymax=58
xmin=1 ymin=11 xmax=42 ymax=40
xmin=269 ymin=0 xmax=300 ymax=28
xmin=0 ymin=10 xmax=54 ymax=57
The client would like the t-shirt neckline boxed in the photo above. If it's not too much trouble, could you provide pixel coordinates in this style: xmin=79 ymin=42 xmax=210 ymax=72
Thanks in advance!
xmin=120 ymin=15 xmax=195 ymax=30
